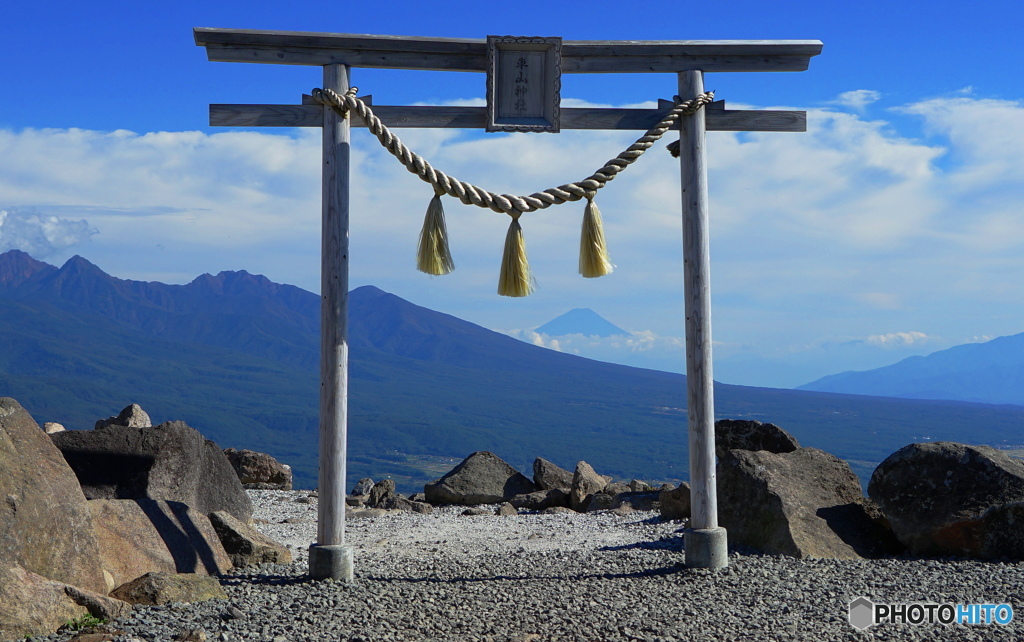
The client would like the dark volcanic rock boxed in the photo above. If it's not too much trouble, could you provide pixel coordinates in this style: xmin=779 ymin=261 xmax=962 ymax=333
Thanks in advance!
xmin=386 ymin=495 xmax=434 ymax=514
xmin=425 ymin=452 xmax=536 ymax=505
xmin=718 ymin=447 xmax=896 ymax=559
xmin=612 ymin=491 xmax=660 ymax=512
xmin=869 ymin=441 xmax=1024 ymax=559
xmin=52 ymin=420 xmax=253 ymax=523
xmin=533 ymin=457 xmax=574 ymax=492
xmin=368 ymin=479 xmax=397 ymax=508
xmin=510 ymin=489 xmax=569 ymax=511
xmin=715 ymin=419 xmax=801 ymax=458
xmin=0 ymin=397 xmax=107 ymax=594
xmin=585 ymin=493 xmax=615 ymax=512
xmin=659 ymin=483 xmax=691 ymax=520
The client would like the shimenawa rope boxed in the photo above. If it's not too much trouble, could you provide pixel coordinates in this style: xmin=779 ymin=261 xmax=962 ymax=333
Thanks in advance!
xmin=312 ymin=87 xmax=715 ymax=296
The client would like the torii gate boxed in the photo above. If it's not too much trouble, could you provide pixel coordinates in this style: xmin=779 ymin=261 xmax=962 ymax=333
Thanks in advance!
xmin=194 ymin=29 xmax=821 ymax=579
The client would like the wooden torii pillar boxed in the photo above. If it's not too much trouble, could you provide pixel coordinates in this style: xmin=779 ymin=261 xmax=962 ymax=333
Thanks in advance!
xmin=194 ymin=29 xmax=822 ymax=576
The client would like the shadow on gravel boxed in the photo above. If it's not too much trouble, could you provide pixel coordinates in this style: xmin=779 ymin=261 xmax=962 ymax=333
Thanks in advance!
xmin=598 ymin=537 xmax=685 ymax=553
xmin=358 ymin=564 xmax=691 ymax=584
xmin=220 ymin=574 xmax=309 ymax=587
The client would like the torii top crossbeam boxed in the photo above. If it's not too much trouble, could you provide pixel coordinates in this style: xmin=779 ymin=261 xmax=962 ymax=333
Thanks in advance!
xmin=195 ymin=27 xmax=821 ymax=579
xmin=195 ymin=28 xmax=821 ymax=72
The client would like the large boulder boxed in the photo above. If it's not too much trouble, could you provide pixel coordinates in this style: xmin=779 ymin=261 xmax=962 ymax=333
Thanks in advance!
xmin=89 ymin=499 xmax=233 ymax=588
xmin=0 ymin=564 xmax=130 ymax=640
xmin=869 ymin=442 xmax=1024 ymax=559
xmin=715 ymin=419 xmax=801 ymax=458
xmin=569 ymin=461 xmax=607 ymax=512
xmin=718 ymin=447 xmax=898 ymax=559
xmin=533 ymin=458 xmax=574 ymax=492
xmin=0 ymin=397 xmax=107 ymax=594
xmin=52 ymin=420 xmax=253 ymax=523
xmin=223 ymin=448 xmax=292 ymax=490
xmin=424 ymin=452 xmax=536 ymax=505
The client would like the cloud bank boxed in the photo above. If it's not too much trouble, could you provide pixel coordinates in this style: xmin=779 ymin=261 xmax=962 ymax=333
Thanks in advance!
xmin=2 ymin=91 xmax=1024 ymax=386
xmin=0 ymin=207 xmax=96 ymax=258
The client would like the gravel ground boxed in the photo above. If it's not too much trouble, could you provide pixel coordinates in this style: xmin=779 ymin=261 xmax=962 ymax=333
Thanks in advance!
xmin=30 ymin=490 xmax=1024 ymax=642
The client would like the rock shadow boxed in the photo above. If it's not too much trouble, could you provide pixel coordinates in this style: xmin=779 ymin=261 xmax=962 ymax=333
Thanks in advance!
xmin=136 ymin=498 xmax=224 ymax=575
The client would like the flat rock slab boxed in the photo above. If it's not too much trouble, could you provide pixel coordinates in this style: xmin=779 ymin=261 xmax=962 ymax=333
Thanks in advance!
xmin=510 ymin=488 xmax=569 ymax=511
xmin=208 ymin=510 xmax=292 ymax=568
xmin=0 ymin=397 xmax=107 ymax=594
xmin=52 ymin=420 xmax=253 ymax=524
xmin=110 ymin=571 xmax=227 ymax=606
xmin=89 ymin=499 xmax=232 ymax=588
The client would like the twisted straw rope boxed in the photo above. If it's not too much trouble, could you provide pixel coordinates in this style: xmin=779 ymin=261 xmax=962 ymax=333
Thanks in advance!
xmin=312 ymin=87 xmax=715 ymax=216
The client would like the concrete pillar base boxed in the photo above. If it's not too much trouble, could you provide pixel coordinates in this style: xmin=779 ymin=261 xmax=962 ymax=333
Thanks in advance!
xmin=308 ymin=544 xmax=354 ymax=581
xmin=684 ymin=527 xmax=728 ymax=569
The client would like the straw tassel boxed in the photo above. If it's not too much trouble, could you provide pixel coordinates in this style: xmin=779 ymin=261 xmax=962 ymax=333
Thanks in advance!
xmin=416 ymin=186 xmax=454 ymax=275
xmin=578 ymin=196 xmax=614 ymax=278
xmin=497 ymin=213 xmax=534 ymax=297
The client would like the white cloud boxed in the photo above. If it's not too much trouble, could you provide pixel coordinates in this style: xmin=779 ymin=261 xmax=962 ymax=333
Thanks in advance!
xmin=502 ymin=327 xmax=686 ymax=371
xmin=865 ymin=331 xmax=932 ymax=348
xmin=830 ymin=90 xmax=882 ymax=111
xmin=0 ymin=206 xmax=97 ymax=258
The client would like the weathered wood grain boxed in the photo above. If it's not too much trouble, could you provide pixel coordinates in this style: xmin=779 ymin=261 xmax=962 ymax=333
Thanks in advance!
xmin=318 ymin=63 xmax=350 ymax=550
xmin=211 ymin=103 xmax=805 ymax=132
xmin=678 ymin=70 xmax=719 ymax=533
xmin=211 ymin=104 xmax=323 ymax=127
xmin=195 ymin=28 xmax=821 ymax=73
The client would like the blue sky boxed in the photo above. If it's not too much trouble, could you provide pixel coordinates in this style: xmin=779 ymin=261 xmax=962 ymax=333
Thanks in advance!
xmin=3 ymin=0 xmax=1024 ymax=388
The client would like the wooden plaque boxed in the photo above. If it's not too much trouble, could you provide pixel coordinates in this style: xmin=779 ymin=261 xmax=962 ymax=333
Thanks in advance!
xmin=486 ymin=36 xmax=561 ymax=133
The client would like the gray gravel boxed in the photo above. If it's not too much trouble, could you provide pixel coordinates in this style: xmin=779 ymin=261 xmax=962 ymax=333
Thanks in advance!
xmin=32 ymin=490 xmax=1024 ymax=641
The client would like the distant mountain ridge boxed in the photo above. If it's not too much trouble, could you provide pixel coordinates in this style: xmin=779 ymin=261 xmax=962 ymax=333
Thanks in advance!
xmin=3 ymin=249 xmax=1024 ymax=493
xmin=798 ymin=333 xmax=1024 ymax=406
xmin=1 ymin=249 xmax=319 ymax=368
